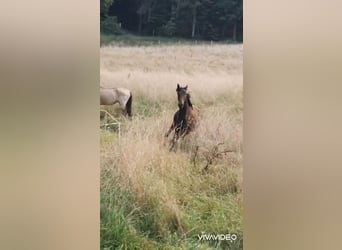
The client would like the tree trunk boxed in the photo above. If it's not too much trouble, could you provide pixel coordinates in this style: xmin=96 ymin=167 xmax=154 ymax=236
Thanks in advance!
xmin=232 ymin=21 xmax=237 ymax=41
xmin=175 ymin=0 xmax=180 ymax=18
xmin=138 ymin=14 xmax=142 ymax=34
xmin=191 ymin=7 xmax=197 ymax=38
xmin=148 ymin=6 xmax=152 ymax=21
xmin=221 ymin=22 xmax=226 ymax=38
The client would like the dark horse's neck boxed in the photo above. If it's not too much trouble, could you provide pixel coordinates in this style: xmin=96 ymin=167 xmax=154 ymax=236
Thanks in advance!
xmin=179 ymin=96 xmax=192 ymax=122
xmin=187 ymin=97 xmax=193 ymax=107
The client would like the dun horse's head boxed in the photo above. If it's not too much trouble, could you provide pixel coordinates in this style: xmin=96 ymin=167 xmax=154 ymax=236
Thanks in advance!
xmin=176 ymin=84 xmax=189 ymax=109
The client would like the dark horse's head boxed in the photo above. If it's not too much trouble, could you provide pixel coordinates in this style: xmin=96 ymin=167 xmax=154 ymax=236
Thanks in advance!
xmin=176 ymin=84 xmax=190 ymax=109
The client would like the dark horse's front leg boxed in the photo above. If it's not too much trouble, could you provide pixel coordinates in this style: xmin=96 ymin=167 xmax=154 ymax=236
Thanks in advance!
xmin=165 ymin=123 xmax=179 ymax=151
xmin=169 ymin=124 xmax=183 ymax=151
xmin=165 ymin=111 xmax=179 ymax=138
xmin=165 ymin=122 xmax=174 ymax=138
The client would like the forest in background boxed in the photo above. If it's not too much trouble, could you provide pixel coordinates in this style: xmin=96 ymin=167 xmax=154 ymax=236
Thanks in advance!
xmin=101 ymin=0 xmax=242 ymax=41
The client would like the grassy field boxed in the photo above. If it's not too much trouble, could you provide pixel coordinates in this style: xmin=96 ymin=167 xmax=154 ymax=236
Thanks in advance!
xmin=100 ymin=33 xmax=238 ymax=46
xmin=100 ymin=43 xmax=243 ymax=249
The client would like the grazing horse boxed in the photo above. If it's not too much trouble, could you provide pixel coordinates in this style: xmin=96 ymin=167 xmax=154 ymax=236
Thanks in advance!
xmin=165 ymin=84 xmax=200 ymax=149
xmin=100 ymin=87 xmax=133 ymax=117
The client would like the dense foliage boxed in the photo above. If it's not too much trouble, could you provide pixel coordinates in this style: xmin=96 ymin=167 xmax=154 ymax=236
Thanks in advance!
xmin=100 ymin=16 xmax=124 ymax=35
xmin=100 ymin=0 xmax=242 ymax=41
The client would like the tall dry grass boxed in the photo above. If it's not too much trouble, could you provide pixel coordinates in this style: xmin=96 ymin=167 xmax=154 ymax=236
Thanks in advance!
xmin=100 ymin=44 xmax=243 ymax=249
xmin=101 ymin=45 xmax=242 ymax=103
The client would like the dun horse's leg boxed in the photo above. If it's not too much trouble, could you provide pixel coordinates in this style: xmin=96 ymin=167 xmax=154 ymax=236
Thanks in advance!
xmin=120 ymin=102 xmax=127 ymax=116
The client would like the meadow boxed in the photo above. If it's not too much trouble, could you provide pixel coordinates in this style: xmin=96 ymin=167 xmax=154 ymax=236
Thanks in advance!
xmin=100 ymin=43 xmax=243 ymax=249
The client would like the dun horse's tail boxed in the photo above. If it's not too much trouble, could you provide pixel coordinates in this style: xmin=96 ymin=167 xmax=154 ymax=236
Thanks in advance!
xmin=126 ymin=92 xmax=133 ymax=118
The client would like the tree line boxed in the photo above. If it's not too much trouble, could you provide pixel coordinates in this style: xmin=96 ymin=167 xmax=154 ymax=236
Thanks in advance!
xmin=101 ymin=0 xmax=242 ymax=41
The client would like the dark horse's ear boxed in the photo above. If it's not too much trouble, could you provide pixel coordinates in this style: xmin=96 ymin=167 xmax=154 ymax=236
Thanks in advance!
xmin=176 ymin=84 xmax=180 ymax=91
xmin=185 ymin=85 xmax=188 ymax=90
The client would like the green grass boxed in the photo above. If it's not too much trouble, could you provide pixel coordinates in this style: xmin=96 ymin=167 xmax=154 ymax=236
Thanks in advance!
xmin=101 ymin=33 xmax=188 ymax=46
xmin=100 ymin=44 xmax=243 ymax=249
xmin=101 ymin=174 xmax=242 ymax=250
xmin=101 ymin=128 xmax=242 ymax=249
xmin=100 ymin=33 xmax=237 ymax=47
xmin=100 ymin=130 xmax=116 ymax=144
xmin=100 ymin=107 xmax=243 ymax=249
xmin=133 ymin=96 xmax=163 ymax=118
xmin=101 ymin=188 xmax=158 ymax=250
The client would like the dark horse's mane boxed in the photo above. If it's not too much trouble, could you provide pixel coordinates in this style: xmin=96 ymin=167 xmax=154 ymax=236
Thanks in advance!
xmin=187 ymin=95 xmax=193 ymax=107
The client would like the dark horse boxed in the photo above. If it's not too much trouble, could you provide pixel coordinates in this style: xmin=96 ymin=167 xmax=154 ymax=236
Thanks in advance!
xmin=100 ymin=87 xmax=133 ymax=118
xmin=165 ymin=84 xmax=200 ymax=149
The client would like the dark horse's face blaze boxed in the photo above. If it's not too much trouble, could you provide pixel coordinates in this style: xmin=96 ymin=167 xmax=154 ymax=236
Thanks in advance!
xmin=176 ymin=84 xmax=188 ymax=109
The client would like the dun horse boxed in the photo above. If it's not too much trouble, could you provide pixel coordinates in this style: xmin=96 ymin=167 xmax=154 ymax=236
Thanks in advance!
xmin=165 ymin=84 xmax=200 ymax=149
xmin=100 ymin=87 xmax=133 ymax=117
